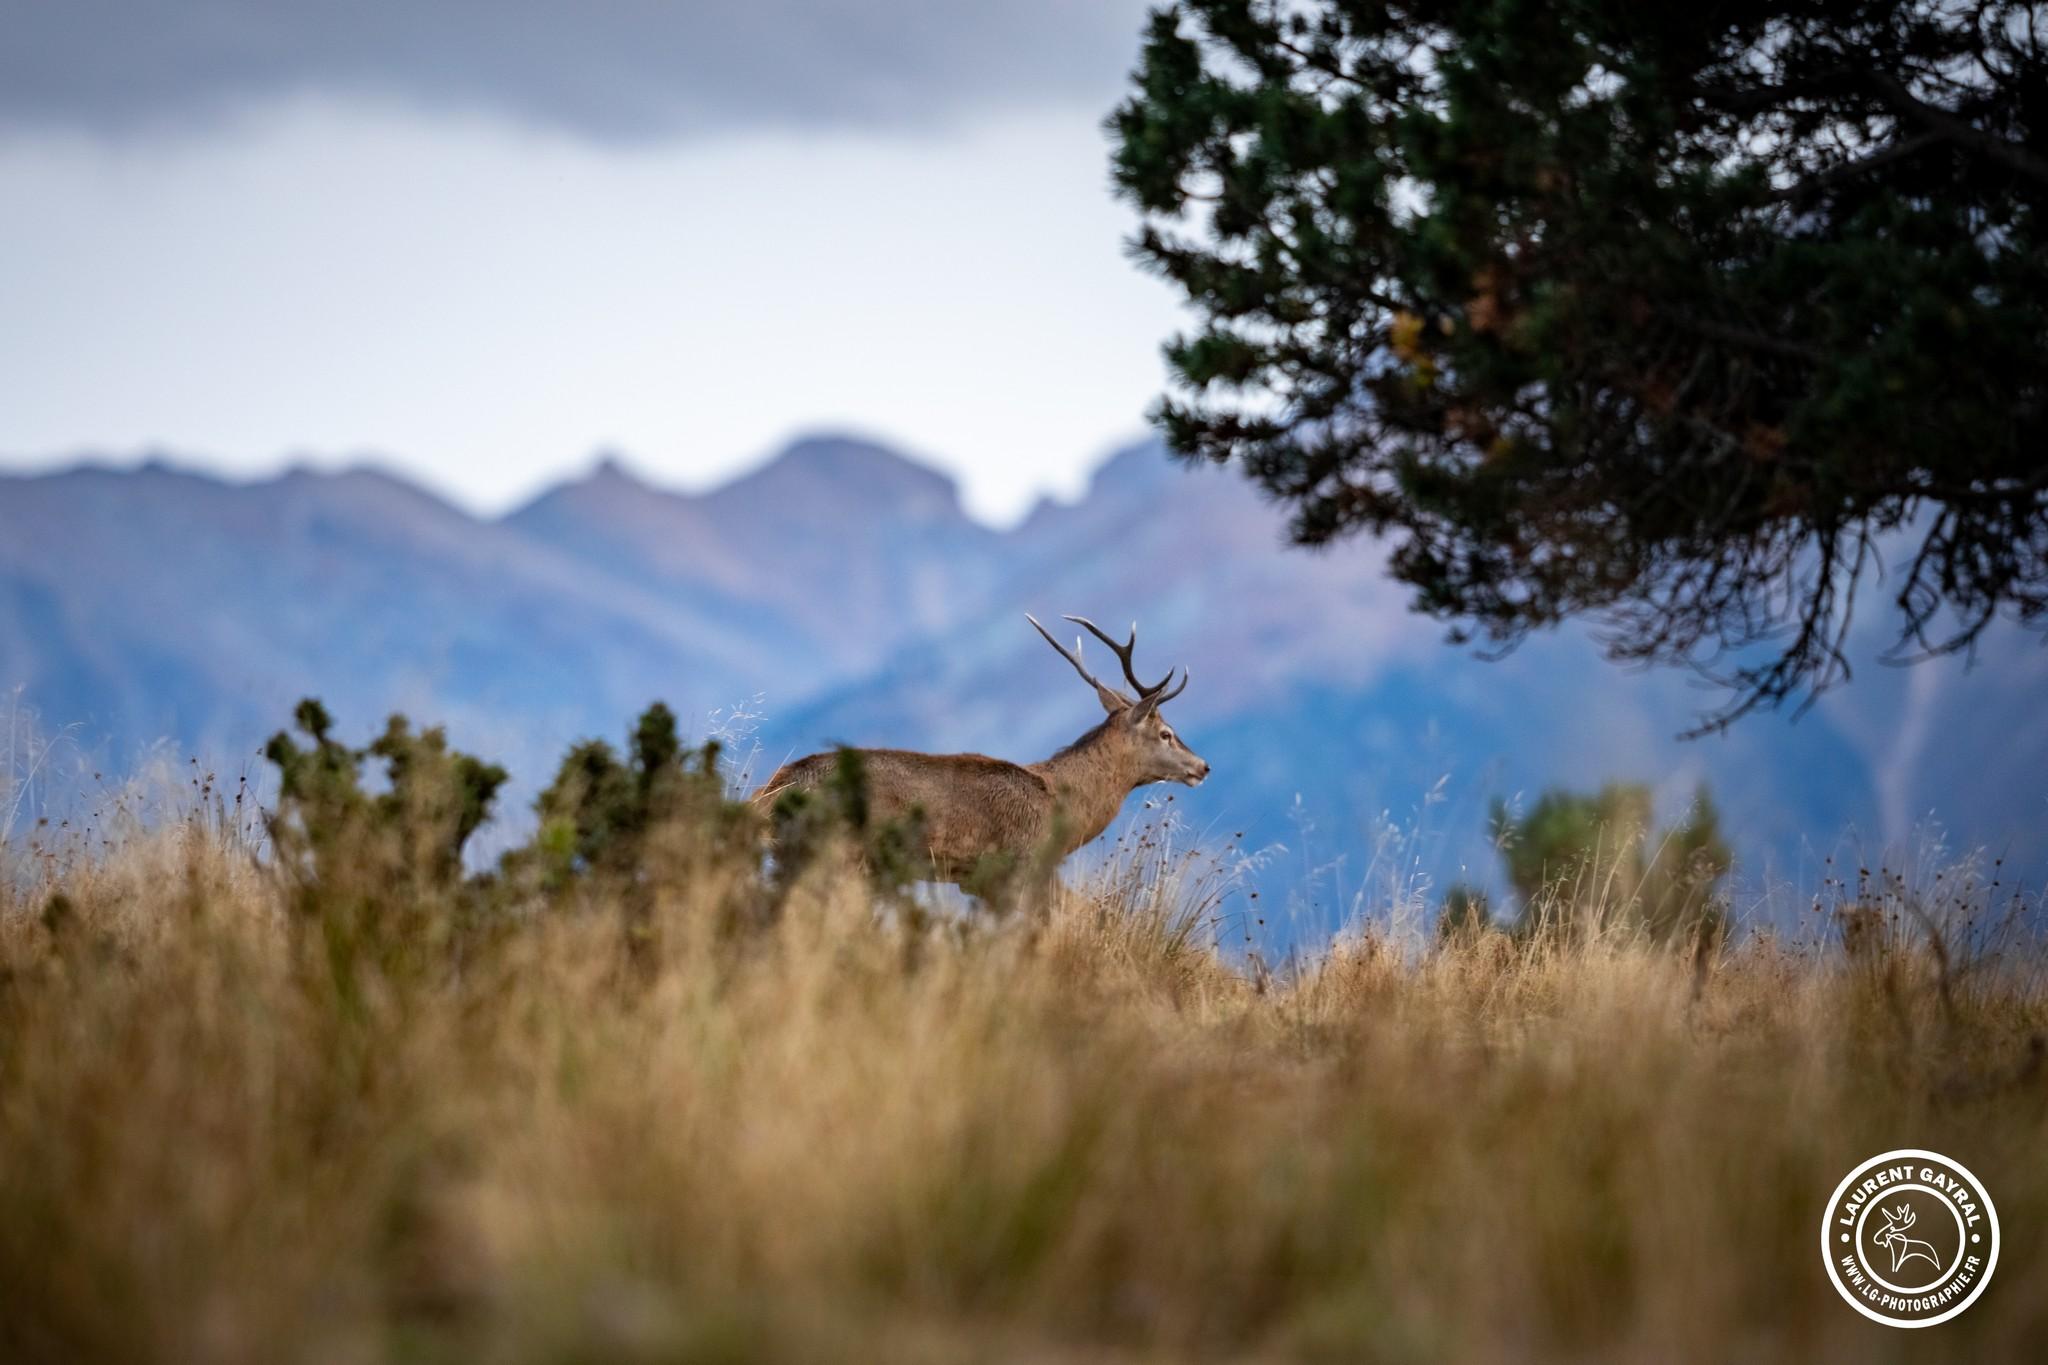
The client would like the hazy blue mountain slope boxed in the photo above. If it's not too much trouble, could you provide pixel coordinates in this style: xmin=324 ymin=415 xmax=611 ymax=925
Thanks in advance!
xmin=3 ymin=437 xmax=2042 ymax=922
xmin=508 ymin=437 xmax=1009 ymax=681
xmin=0 ymin=461 xmax=782 ymax=778
xmin=699 ymin=438 xmax=1007 ymax=657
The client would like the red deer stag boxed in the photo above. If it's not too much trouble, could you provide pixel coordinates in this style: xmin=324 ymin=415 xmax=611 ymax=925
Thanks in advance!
xmin=752 ymin=615 xmax=1208 ymax=884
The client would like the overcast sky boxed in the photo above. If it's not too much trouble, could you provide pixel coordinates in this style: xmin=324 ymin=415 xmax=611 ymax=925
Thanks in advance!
xmin=0 ymin=0 xmax=1182 ymax=522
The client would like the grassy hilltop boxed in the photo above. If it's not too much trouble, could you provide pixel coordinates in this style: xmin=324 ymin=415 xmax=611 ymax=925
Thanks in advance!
xmin=1 ymin=713 xmax=2045 ymax=1363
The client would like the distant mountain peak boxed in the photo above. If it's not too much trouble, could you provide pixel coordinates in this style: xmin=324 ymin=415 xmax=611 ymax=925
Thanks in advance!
xmin=4 ymin=450 xmax=224 ymax=489
xmin=764 ymin=433 xmax=953 ymax=486
xmin=506 ymin=451 xmax=676 ymax=523
xmin=279 ymin=460 xmax=417 ymax=491
xmin=710 ymin=433 xmax=968 ymax=524
xmin=588 ymin=451 xmax=636 ymax=482
xmin=265 ymin=460 xmax=475 ymax=520
xmin=1090 ymin=438 xmax=1177 ymax=493
xmin=1016 ymin=438 xmax=1180 ymax=537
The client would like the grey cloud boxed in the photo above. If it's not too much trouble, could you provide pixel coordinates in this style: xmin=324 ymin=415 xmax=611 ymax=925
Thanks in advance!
xmin=0 ymin=0 xmax=1152 ymax=140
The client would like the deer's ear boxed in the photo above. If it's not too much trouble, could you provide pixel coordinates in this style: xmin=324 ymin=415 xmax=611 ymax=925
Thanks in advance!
xmin=1095 ymin=686 xmax=1129 ymax=716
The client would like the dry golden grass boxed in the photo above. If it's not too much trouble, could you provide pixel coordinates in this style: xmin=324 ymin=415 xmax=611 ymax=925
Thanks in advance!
xmin=2 ymin=804 xmax=2044 ymax=1364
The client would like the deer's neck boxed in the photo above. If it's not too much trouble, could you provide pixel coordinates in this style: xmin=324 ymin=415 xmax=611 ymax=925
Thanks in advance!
xmin=1028 ymin=723 xmax=1138 ymax=854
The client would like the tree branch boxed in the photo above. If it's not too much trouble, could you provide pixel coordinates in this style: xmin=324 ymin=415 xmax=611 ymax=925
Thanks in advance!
xmin=1769 ymin=131 xmax=1947 ymax=203
xmin=1864 ymin=71 xmax=2048 ymax=186
xmin=1673 ymin=315 xmax=1826 ymax=364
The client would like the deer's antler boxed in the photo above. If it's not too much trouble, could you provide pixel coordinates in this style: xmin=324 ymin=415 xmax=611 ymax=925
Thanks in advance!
xmin=1028 ymin=613 xmax=1191 ymax=718
xmin=1027 ymin=614 xmax=1130 ymax=713
xmin=1065 ymin=617 xmax=1169 ymax=696
xmin=1065 ymin=616 xmax=1189 ymax=718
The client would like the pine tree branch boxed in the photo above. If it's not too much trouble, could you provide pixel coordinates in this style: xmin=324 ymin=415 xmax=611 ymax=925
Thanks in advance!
xmin=1769 ymin=131 xmax=1947 ymax=203
xmin=1864 ymin=71 xmax=2048 ymax=186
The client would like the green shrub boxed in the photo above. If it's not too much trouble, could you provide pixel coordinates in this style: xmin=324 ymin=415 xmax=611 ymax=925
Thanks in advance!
xmin=1434 ymin=884 xmax=1494 ymax=942
xmin=508 ymin=703 xmax=752 ymax=892
xmin=262 ymin=698 xmax=510 ymax=1007
xmin=264 ymin=699 xmax=508 ymax=893
xmin=1490 ymin=783 xmax=1730 ymax=945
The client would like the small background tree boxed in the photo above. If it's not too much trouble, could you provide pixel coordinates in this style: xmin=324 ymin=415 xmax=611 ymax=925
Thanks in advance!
xmin=1433 ymin=882 xmax=1494 ymax=942
xmin=265 ymin=699 xmax=507 ymax=901
xmin=1490 ymin=783 xmax=1731 ymax=943
xmin=263 ymin=699 xmax=509 ymax=1000
xmin=513 ymin=703 xmax=742 ymax=891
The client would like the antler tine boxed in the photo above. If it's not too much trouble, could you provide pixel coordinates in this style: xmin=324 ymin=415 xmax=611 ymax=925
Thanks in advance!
xmin=1132 ymin=667 xmax=1189 ymax=718
xmin=1025 ymin=614 xmax=1130 ymax=705
xmin=1064 ymin=615 xmax=1172 ymax=696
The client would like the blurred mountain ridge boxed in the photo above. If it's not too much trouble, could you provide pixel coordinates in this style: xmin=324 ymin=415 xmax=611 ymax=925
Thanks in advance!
xmin=4 ymin=433 xmax=2044 ymax=925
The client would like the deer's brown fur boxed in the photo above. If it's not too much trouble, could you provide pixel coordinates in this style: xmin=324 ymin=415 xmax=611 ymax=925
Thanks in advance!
xmin=752 ymin=615 xmax=1208 ymax=885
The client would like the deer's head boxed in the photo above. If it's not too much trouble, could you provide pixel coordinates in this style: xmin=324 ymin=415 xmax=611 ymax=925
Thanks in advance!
xmin=1028 ymin=614 xmax=1210 ymax=787
xmin=1875 ymin=1204 xmax=1916 ymax=1245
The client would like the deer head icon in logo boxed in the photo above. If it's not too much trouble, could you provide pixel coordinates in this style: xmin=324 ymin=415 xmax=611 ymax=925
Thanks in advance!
xmin=1872 ymin=1204 xmax=1941 ymax=1276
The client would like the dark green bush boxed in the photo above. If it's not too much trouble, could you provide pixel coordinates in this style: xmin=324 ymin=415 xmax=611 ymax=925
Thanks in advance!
xmin=508 ymin=703 xmax=751 ymax=891
xmin=263 ymin=698 xmax=510 ymax=1005
xmin=1434 ymin=884 xmax=1494 ymax=943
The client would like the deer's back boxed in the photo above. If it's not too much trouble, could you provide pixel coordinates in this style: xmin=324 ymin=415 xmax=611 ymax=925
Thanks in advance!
xmin=754 ymin=748 xmax=1054 ymax=878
